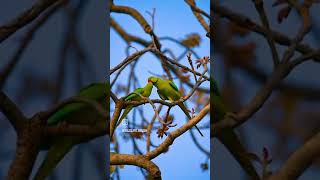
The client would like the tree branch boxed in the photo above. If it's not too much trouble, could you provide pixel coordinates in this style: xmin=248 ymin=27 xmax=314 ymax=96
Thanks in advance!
xmin=0 ymin=91 xmax=27 ymax=132
xmin=0 ymin=0 xmax=64 ymax=89
xmin=110 ymin=153 xmax=162 ymax=180
xmin=268 ymin=132 xmax=320 ymax=180
xmin=0 ymin=0 xmax=66 ymax=43
xmin=212 ymin=3 xmax=320 ymax=63
xmin=146 ymin=104 xmax=209 ymax=160
xmin=212 ymin=55 xmax=314 ymax=136
xmin=252 ymin=0 xmax=280 ymax=66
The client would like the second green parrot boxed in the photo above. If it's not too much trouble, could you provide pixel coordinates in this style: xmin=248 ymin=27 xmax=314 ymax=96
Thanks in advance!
xmin=148 ymin=76 xmax=204 ymax=137
xmin=211 ymin=78 xmax=260 ymax=179
xmin=33 ymin=82 xmax=107 ymax=180
xmin=111 ymin=81 xmax=153 ymax=137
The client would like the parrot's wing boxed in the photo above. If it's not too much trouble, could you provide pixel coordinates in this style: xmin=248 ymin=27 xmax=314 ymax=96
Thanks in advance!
xmin=134 ymin=88 xmax=144 ymax=94
xmin=48 ymin=83 xmax=106 ymax=125
xmin=47 ymin=103 xmax=83 ymax=125
xmin=124 ymin=93 xmax=137 ymax=101
xmin=168 ymin=80 xmax=179 ymax=92
xmin=157 ymin=90 xmax=168 ymax=100
xmin=124 ymin=88 xmax=143 ymax=101
xmin=78 ymin=83 xmax=106 ymax=100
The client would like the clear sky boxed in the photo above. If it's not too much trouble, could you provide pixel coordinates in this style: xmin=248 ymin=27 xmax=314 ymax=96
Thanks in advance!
xmin=110 ymin=0 xmax=210 ymax=179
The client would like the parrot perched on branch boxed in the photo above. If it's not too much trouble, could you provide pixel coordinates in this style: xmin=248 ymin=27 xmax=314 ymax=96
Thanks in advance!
xmin=148 ymin=76 xmax=204 ymax=137
xmin=113 ymin=81 xmax=153 ymax=131
xmin=33 ymin=82 xmax=107 ymax=180
xmin=211 ymin=77 xmax=260 ymax=180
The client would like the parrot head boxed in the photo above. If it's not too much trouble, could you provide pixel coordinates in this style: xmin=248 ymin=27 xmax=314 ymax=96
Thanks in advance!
xmin=148 ymin=76 xmax=159 ymax=84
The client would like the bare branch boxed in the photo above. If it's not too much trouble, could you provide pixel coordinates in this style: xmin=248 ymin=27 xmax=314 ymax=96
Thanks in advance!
xmin=147 ymin=105 xmax=162 ymax=152
xmin=212 ymin=55 xmax=315 ymax=136
xmin=110 ymin=153 xmax=162 ymax=180
xmin=0 ymin=1 xmax=63 ymax=89
xmin=0 ymin=91 xmax=27 ymax=132
xmin=146 ymin=104 xmax=209 ymax=160
xmin=252 ymin=0 xmax=280 ymax=66
xmin=185 ymin=0 xmax=210 ymax=33
xmin=0 ymin=0 xmax=66 ymax=43
xmin=212 ymin=3 xmax=320 ymax=63
xmin=268 ymin=132 xmax=320 ymax=180
xmin=110 ymin=47 xmax=154 ymax=75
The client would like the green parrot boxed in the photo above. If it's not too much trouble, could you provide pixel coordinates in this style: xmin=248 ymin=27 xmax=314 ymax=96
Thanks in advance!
xmin=33 ymin=82 xmax=107 ymax=180
xmin=211 ymin=77 xmax=260 ymax=179
xmin=111 ymin=81 xmax=153 ymax=137
xmin=148 ymin=76 xmax=204 ymax=137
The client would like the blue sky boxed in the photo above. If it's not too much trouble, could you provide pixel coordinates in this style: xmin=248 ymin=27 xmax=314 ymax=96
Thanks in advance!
xmin=110 ymin=0 xmax=210 ymax=179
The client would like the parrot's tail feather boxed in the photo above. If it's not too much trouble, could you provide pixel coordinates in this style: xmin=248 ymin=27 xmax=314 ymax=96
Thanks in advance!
xmin=178 ymin=103 xmax=204 ymax=137
xmin=116 ymin=106 xmax=133 ymax=128
xmin=33 ymin=139 xmax=74 ymax=180
xmin=218 ymin=130 xmax=260 ymax=180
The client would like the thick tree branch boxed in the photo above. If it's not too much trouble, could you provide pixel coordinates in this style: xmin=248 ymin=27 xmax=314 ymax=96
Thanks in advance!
xmin=212 ymin=55 xmax=313 ymax=136
xmin=7 ymin=119 xmax=43 ymax=180
xmin=110 ymin=100 xmax=124 ymax=138
xmin=268 ymin=132 xmax=320 ymax=180
xmin=110 ymin=154 xmax=162 ymax=180
xmin=0 ymin=91 xmax=27 ymax=132
xmin=185 ymin=0 xmax=210 ymax=33
xmin=110 ymin=2 xmax=174 ymax=80
xmin=145 ymin=104 xmax=209 ymax=160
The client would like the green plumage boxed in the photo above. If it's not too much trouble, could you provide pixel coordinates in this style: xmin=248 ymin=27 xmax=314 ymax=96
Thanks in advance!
xmin=148 ymin=76 xmax=203 ymax=136
xmin=115 ymin=82 xmax=153 ymax=128
xmin=211 ymin=77 xmax=260 ymax=180
xmin=33 ymin=83 xmax=107 ymax=180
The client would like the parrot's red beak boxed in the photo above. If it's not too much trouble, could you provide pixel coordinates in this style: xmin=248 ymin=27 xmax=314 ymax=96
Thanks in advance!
xmin=148 ymin=79 xmax=152 ymax=83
